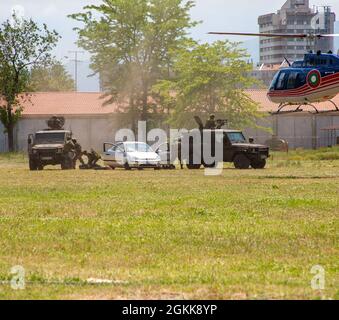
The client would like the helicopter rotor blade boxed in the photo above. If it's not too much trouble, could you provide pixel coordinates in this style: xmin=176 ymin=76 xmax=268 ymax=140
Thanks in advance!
xmin=208 ymin=32 xmax=307 ymax=38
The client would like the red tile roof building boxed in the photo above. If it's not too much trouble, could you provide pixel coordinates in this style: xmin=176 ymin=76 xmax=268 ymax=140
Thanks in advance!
xmin=5 ymin=90 xmax=337 ymax=115
xmin=1 ymin=90 xmax=339 ymax=152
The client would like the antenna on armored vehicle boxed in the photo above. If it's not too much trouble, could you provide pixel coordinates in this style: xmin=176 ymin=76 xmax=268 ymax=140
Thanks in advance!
xmin=194 ymin=116 xmax=204 ymax=131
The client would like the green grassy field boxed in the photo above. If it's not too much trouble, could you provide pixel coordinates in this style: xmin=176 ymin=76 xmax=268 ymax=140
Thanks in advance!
xmin=0 ymin=150 xmax=338 ymax=300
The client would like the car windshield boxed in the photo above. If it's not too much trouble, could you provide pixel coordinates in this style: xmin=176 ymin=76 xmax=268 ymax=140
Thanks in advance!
xmin=125 ymin=143 xmax=153 ymax=153
xmin=35 ymin=132 xmax=65 ymax=144
xmin=227 ymin=132 xmax=246 ymax=144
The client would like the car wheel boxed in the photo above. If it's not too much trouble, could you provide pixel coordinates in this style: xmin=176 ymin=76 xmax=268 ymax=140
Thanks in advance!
xmin=124 ymin=163 xmax=132 ymax=170
xmin=234 ymin=154 xmax=250 ymax=170
xmin=251 ymin=159 xmax=266 ymax=169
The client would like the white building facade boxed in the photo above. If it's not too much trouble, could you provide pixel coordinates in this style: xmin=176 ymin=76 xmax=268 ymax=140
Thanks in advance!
xmin=259 ymin=0 xmax=336 ymax=65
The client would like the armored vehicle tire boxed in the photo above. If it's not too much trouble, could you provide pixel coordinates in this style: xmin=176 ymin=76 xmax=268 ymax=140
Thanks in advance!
xmin=251 ymin=159 xmax=266 ymax=169
xmin=61 ymin=159 xmax=74 ymax=170
xmin=29 ymin=159 xmax=38 ymax=171
xmin=203 ymin=162 xmax=216 ymax=168
xmin=186 ymin=164 xmax=201 ymax=170
xmin=161 ymin=164 xmax=176 ymax=170
xmin=234 ymin=154 xmax=251 ymax=170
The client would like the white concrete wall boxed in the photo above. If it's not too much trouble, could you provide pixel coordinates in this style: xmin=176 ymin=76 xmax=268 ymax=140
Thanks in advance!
xmin=276 ymin=115 xmax=314 ymax=149
xmin=1 ymin=113 xmax=339 ymax=153
xmin=15 ymin=115 xmax=125 ymax=153
xmin=241 ymin=114 xmax=339 ymax=149
xmin=275 ymin=114 xmax=339 ymax=149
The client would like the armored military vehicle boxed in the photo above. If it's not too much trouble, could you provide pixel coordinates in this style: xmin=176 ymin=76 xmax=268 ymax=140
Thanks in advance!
xmin=27 ymin=117 xmax=75 ymax=171
xmin=178 ymin=116 xmax=270 ymax=170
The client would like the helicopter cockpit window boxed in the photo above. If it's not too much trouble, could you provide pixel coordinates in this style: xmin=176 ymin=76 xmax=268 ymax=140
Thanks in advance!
xmin=287 ymin=72 xmax=305 ymax=89
xmin=287 ymin=72 xmax=297 ymax=89
xmin=295 ymin=73 xmax=306 ymax=88
xmin=275 ymin=72 xmax=287 ymax=90
xmin=269 ymin=73 xmax=279 ymax=91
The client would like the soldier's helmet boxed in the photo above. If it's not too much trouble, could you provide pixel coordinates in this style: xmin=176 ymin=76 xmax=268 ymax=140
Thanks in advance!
xmin=72 ymin=138 xmax=77 ymax=143
xmin=210 ymin=114 xmax=215 ymax=120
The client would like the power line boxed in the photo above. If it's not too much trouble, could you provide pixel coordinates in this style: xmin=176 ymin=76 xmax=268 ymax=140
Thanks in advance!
xmin=67 ymin=50 xmax=84 ymax=92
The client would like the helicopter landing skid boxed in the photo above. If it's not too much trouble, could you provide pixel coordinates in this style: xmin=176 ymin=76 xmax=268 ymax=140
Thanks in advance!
xmin=270 ymin=100 xmax=339 ymax=115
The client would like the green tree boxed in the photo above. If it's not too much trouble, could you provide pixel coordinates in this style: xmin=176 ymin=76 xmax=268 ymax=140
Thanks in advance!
xmin=70 ymin=0 xmax=197 ymax=127
xmin=154 ymin=40 xmax=263 ymax=129
xmin=30 ymin=62 xmax=75 ymax=92
xmin=0 ymin=14 xmax=59 ymax=151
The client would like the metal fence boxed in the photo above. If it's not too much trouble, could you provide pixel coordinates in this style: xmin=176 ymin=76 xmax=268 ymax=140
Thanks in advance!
xmin=0 ymin=122 xmax=8 ymax=152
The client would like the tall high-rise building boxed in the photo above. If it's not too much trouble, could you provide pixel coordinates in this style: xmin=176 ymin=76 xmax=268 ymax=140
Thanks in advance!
xmin=258 ymin=0 xmax=336 ymax=65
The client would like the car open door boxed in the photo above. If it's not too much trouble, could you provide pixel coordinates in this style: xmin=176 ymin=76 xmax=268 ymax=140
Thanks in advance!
xmin=102 ymin=142 xmax=125 ymax=167
xmin=102 ymin=142 xmax=116 ymax=166
xmin=103 ymin=142 xmax=115 ymax=153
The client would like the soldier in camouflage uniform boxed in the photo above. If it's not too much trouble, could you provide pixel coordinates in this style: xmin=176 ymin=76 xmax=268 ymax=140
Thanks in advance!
xmin=62 ymin=137 xmax=76 ymax=168
xmin=64 ymin=137 xmax=75 ymax=154
xmin=72 ymin=138 xmax=85 ymax=167
xmin=205 ymin=114 xmax=216 ymax=130
xmin=83 ymin=149 xmax=101 ymax=169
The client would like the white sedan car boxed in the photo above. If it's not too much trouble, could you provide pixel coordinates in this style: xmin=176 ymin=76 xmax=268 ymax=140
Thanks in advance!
xmin=102 ymin=141 xmax=161 ymax=170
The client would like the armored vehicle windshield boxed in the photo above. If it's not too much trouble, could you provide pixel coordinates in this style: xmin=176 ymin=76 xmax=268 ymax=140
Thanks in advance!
xmin=35 ymin=132 xmax=66 ymax=144
xmin=226 ymin=132 xmax=246 ymax=144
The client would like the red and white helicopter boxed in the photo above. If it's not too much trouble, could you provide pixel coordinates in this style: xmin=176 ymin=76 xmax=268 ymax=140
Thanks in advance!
xmin=209 ymin=31 xmax=339 ymax=114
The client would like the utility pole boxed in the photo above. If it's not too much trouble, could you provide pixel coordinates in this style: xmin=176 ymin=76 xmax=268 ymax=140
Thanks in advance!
xmin=68 ymin=50 xmax=84 ymax=92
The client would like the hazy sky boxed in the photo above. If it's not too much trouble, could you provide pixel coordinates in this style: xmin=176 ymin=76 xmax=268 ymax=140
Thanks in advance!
xmin=1 ymin=0 xmax=339 ymax=91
